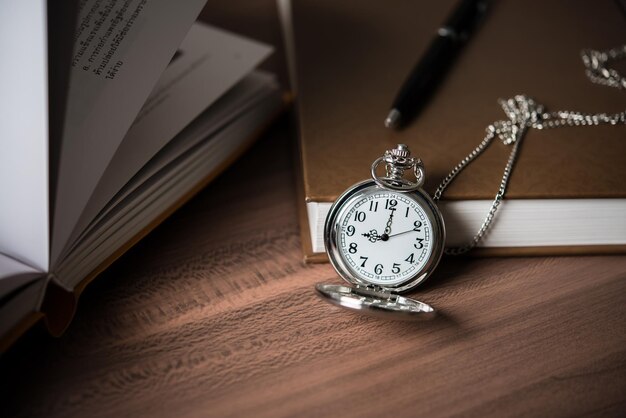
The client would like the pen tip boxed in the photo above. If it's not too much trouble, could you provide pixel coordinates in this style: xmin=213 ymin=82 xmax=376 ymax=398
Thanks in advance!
xmin=385 ymin=109 xmax=401 ymax=129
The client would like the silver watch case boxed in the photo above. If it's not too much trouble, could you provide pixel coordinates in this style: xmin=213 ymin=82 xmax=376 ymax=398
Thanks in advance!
xmin=318 ymin=179 xmax=446 ymax=320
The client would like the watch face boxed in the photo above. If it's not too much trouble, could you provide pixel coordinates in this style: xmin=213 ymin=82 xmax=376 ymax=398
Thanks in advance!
xmin=328 ymin=182 xmax=443 ymax=288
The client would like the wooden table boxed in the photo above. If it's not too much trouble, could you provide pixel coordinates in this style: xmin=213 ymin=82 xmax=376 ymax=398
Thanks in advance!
xmin=1 ymin=3 xmax=625 ymax=417
xmin=1 ymin=116 xmax=625 ymax=418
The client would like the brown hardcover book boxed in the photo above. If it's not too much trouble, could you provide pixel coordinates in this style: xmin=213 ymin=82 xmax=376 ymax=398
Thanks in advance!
xmin=0 ymin=0 xmax=286 ymax=351
xmin=280 ymin=0 xmax=626 ymax=262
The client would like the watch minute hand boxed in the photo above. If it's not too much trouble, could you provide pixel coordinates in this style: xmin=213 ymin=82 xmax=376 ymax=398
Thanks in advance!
xmin=383 ymin=207 xmax=396 ymax=235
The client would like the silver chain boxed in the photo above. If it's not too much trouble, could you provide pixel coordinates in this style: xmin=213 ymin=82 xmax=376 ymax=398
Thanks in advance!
xmin=433 ymin=46 xmax=626 ymax=255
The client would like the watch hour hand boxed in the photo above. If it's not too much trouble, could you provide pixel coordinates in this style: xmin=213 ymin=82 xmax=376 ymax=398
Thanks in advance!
xmin=363 ymin=229 xmax=391 ymax=242
xmin=362 ymin=230 xmax=383 ymax=243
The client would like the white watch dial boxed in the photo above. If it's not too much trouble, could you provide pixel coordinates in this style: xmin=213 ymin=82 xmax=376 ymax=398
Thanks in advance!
xmin=337 ymin=189 xmax=433 ymax=285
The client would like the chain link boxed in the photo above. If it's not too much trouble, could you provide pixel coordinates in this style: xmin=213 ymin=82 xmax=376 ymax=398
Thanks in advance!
xmin=433 ymin=46 xmax=626 ymax=255
xmin=581 ymin=45 xmax=626 ymax=90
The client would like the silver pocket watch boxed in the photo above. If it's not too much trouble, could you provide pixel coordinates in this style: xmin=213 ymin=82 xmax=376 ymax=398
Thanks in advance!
xmin=316 ymin=144 xmax=445 ymax=320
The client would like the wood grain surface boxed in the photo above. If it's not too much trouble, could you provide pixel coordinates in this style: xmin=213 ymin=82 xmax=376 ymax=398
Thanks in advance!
xmin=1 ymin=117 xmax=625 ymax=418
xmin=1 ymin=2 xmax=625 ymax=416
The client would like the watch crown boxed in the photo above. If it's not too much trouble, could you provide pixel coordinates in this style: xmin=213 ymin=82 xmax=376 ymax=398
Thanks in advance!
xmin=390 ymin=144 xmax=410 ymax=158
xmin=373 ymin=144 xmax=425 ymax=191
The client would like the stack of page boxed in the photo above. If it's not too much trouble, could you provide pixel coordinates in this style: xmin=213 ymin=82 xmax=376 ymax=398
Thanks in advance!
xmin=0 ymin=0 xmax=283 ymax=347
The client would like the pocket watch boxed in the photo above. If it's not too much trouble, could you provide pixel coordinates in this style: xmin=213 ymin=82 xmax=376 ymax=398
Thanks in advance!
xmin=316 ymin=144 xmax=445 ymax=319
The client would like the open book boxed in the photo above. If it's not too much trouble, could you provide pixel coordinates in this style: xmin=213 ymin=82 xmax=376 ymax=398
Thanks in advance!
xmin=0 ymin=0 xmax=283 ymax=348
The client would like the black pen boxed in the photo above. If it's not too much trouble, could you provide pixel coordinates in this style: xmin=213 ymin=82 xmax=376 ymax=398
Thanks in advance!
xmin=385 ymin=0 xmax=489 ymax=129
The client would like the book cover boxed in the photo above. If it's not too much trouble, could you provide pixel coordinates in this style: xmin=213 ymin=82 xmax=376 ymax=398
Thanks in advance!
xmin=282 ymin=0 xmax=626 ymax=261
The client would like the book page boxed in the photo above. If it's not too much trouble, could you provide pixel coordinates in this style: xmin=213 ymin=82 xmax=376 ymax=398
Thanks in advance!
xmin=48 ymin=0 xmax=81 ymax=229
xmin=0 ymin=0 xmax=49 ymax=272
xmin=0 ymin=253 xmax=43 ymax=300
xmin=55 ymin=23 xmax=271 ymax=265
xmin=53 ymin=80 xmax=282 ymax=287
xmin=59 ymin=72 xmax=276 ymax=262
xmin=51 ymin=0 xmax=206 ymax=265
